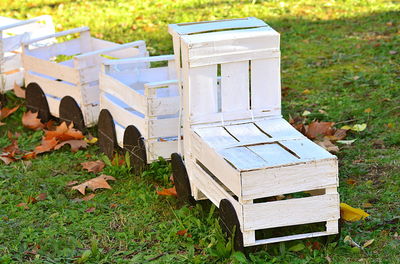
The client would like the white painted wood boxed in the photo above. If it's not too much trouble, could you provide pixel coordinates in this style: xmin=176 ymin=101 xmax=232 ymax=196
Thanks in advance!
xmin=114 ymin=121 xmax=125 ymax=147
xmin=22 ymin=27 xmax=89 ymax=46
xmin=243 ymin=194 xmax=340 ymax=230
xmin=255 ymin=118 xmax=304 ymax=138
xmin=326 ymin=220 xmax=339 ymax=233
xmin=251 ymin=57 xmax=281 ymax=111
xmin=249 ymin=231 xmax=332 ymax=246
xmin=221 ymin=61 xmax=249 ymax=112
xmin=149 ymin=117 xmax=179 ymax=139
xmin=148 ymin=96 xmax=180 ymax=117
xmin=147 ymin=140 xmax=178 ymax=161
xmin=241 ymin=162 xmax=338 ymax=200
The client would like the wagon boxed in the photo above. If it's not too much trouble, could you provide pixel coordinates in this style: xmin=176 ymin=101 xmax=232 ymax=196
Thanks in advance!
xmin=0 ymin=15 xmax=54 ymax=98
xmin=98 ymin=55 xmax=179 ymax=172
xmin=22 ymin=26 xmax=147 ymax=130
xmin=168 ymin=18 xmax=340 ymax=251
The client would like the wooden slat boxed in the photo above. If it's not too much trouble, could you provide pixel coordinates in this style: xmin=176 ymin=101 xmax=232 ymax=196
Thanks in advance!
xmin=3 ymin=53 xmax=21 ymax=72
xmin=149 ymin=117 xmax=179 ymax=139
xmin=148 ymin=96 xmax=180 ymax=117
xmin=247 ymin=143 xmax=300 ymax=167
xmin=99 ymin=71 xmax=147 ymax=114
xmin=251 ymin=57 xmax=281 ymax=110
xmin=147 ymin=140 xmax=177 ymax=161
xmin=221 ymin=61 xmax=249 ymax=112
xmin=27 ymin=38 xmax=82 ymax=60
xmin=188 ymin=64 xmax=218 ymax=117
xmin=45 ymin=95 xmax=61 ymax=117
xmin=250 ymin=231 xmax=332 ymax=246
xmin=243 ymin=194 xmax=340 ymax=230
xmin=114 ymin=121 xmax=126 ymax=148
xmin=224 ymin=123 xmax=270 ymax=142
xmin=1 ymin=70 xmax=23 ymax=91
xmin=25 ymin=71 xmax=81 ymax=102
xmin=255 ymin=118 xmax=304 ymax=138
xmin=280 ymin=139 xmax=335 ymax=161
xmin=218 ymin=147 xmax=268 ymax=171
xmin=241 ymin=159 xmax=338 ymax=200
xmin=194 ymin=126 xmax=237 ymax=149
xmin=100 ymin=93 xmax=145 ymax=134
xmin=22 ymin=53 xmax=79 ymax=84
xmin=81 ymin=103 xmax=99 ymax=127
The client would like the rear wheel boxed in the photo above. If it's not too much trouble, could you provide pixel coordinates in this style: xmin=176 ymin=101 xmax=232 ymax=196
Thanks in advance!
xmin=59 ymin=96 xmax=85 ymax=132
xmin=170 ymin=153 xmax=195 ymax=205
xmin=219 ymin=199 xmax=244 ymax=252
xmin=26 ymin=82 xmax=51 ymax=122
xmin=98 ymin=109 xmax=117 ymax=159
xmin=123 ymin=125 xmax=147 ymax=175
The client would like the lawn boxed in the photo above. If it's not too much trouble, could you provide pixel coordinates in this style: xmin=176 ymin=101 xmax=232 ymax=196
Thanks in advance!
xmin=0 ymin=0 xmax=399 ymax=263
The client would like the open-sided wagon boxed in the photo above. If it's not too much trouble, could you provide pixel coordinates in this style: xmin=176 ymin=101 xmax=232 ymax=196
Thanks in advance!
xmin=22 ymin=26 xmax=147 ymax=130
xmin=98 ymin=54 xmax=179 ymax=172
xmin=169 ymin=18 xmax=340 ymax=251
xmin=0 ymin=15 xmax=54 ymax=98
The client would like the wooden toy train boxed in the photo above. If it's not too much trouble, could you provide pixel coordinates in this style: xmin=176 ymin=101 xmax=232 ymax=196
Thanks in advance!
xmin=1 ymin=16 xmax=340 ymax=251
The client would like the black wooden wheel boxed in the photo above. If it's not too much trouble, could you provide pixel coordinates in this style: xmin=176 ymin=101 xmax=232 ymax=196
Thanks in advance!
xmin=98 ymin=109 xmax=117 ymax=159
xmin=59 ymin=96 xmax=85 ymax=132
xmin=170 ymin=153 xmax=195 ymax=205
xmin=26 ymin=82 xmax=51 ymax=122
xmin=123 ymin=125 xmax=147 ymax=174
xmin=219 ymin=199 xmax=244 ymax=252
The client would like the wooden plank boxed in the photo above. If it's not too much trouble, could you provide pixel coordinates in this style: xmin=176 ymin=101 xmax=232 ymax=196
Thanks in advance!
xmin=250 ymin=231 xmax=331 ymax=246
xmin=247 ymin=143 xmax=300 ymax=167
xmin=2 ymin=70 xmax=23 ymax=91
xmin=255 ymin=118 xmax=304 ymax=138
xmin=169 ymin=17 xmax=266 ymax=35
xmin=81 ymin=103 xmax=99 ymax=127
xmin=80 ymin=82 xmax=100 ymax=106
xmin=188 ymin=64 xmax=218 ymax=117
xmin=3 ymin=53 xmax=21 ymax=72
xmin=251 ymin=57 xmax=281 ymax=110
xmin=221 ymin=61 xmax=249 ymax=112
xmin=27 ymin=38 xmax=82 ymax=60
xmin=190 ymin=130 xmax=242 ymax=196
xmin=99 ymin=71 xmax=147 ymax=114
xmin=224 ymin=123 xmax=270 ymax=142
xmin=149 ymin=117 xmax=179 ymax=139
xmin=147 ymin=140 xmax=177 ymax=161
xmin=243 ymin=194 xmax=340 ymax=230
xmin=280 ymin=139 xmax=335 ymax=161
xmin=45 ymin=95 xmax=61 ymax=117
xmin=25 ymin=71 xmax=81 ymax=101
xmin=193 ymin=126 xmax=237 ymax=149
xmin=100 ymin=93 xmax=145 ymax=134
xmin=114 ymin=120 xmax=126 ymax=147
xmin=241 ymin=160 xmax=338 ymax=200
xmin=218 ymin=147 xmax=268 ymax=171
xmin=148 ymin=96 xmax=180 ymax=117
xmin=22 ymin=53 xmax=79 ymax=84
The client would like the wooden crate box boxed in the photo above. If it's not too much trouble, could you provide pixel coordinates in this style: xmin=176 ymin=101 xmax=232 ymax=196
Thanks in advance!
xmin=169 ymin=18 xmax=340 ymax=250
xmin=98 ymin=55 xmax=179 ymax=172
xmin=22 ymin=26 xmax=147 ymax=130
xmin=0 ymin=15 xmax=54 ymax=94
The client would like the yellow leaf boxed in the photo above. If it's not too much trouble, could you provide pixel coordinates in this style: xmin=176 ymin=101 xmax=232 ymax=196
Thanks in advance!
xmin=364 ymin=108 xmax=372 ymax=113
xmin=340 ymin=203 xmax=370 ymax=222
xmin=341 ymin=125 xmax=352 ymax=130
xmin=352 ymin=123 xmax=367 ymax=132
xmin=362 ymin=239 xmax=374 ymax=249
xmin=302 ymin=89 xmax=311 ymax=94
xmin=85 ymin=137 xmax=98 ymax=144
xmin=302 ymin=110 xmax=311 ymax=116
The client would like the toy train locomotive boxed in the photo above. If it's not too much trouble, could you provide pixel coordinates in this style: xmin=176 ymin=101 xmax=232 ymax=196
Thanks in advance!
xmin=0 ymin=16 xmax=340 ymax=251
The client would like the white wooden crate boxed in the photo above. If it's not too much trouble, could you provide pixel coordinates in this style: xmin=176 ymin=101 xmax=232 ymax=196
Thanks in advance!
xmin=0 ymin=15 xmax=54 ymax=92
xmin=169 ymin=18 xmax=340 ymax=248
xmin=99 ymin=55 xmax=180 ymax=162
xmin=22 ymin=26 xmax=147 ymax=127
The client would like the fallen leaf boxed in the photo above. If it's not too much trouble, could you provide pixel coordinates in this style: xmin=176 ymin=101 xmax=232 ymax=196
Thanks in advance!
xmin=84 ymin=136 xmax=98 ymax=144
xmin=82 ymin=193 xmax=96 ymax=201
xmin=27 ymin=196 xmax=37 ymax=204
xmin=44 ymin=122 xmax=84 ymax=141
xmin=54 ymin=139 xmax=88 ymax=152
xmin=362 ymin=202 xmax=373 ymax=208
xmin=3 ymin=139 xmax=19 ymax=154
xmin=352 ymin=123 xmax=367 ymax=132
xmin=13 ymin=82 xmax=25 ymax=98
xmin=22 ymin=111 xmax=45 ymax=130
xmin=389 ymin=50 xmax=397 ymax=55
xmin=306 ymin=121 xmax=335 ymax=139
xmin=176 ymin=229 xmax=188 ymax=236
xmin=81 ymin=160 xmax=105 ymax=173
xmin=156 ymin=186 xmax=177 ymax=196
xmin=340 ymin=203 xmax=370 ymax=221
xmin=302 ymin=110 xmax=311 ymax=116
xmin=66 ymin=180 xmax=78 ymax=186
xmin=85 ymin=207 xmax=96 ymax=213
xmin=329 ymin=129 xmax=347 ymax=141
xmin=0 ymin=105 xmax=19 ymax=120
xmin=353 ymin=75 xmax=360 ymax=80
xmin=288 ymin=243 xmax=305 ymax=252
xmin=110 ymin=203 xmax=118 ymax=208
xmin=16 ymin=202 xmax=29 ymax=209
xmin=34 ymin=138 xmax=59 ymax=154
xmin=36 ymin=193 xmax=47 ymax=201
xmin=362 ymin=239 xmax=374 ymax=248
xmin=0 ymin=155 xmax=15 ymax=164
xmin=315 ymin=138 xmax=339 ymax=153
xmin=21 ymin=151 xmax=37 ymax=160
xmin=344 ymin=235 xmax=361 ymax=248
xmin=337 ymin=139 xmax=357 ymax=145
xmin=302 ymin=89 xmax=311 ymax=94
xmin=364 ymin=108 xmax=372 ymax=113
xmin=71 ymin=174 xmax=116 ymax=195
xmin=346 ymin=179 xmax=357 ymax=185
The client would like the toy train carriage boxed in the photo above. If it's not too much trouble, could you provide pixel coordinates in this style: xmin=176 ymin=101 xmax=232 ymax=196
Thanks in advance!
xmin=169 ymin=18 xmax=340 ymax=250
xmin=22 ymin=26 xmax=147 ymax=130
xmin=98 ymin=55 xmax=179 ymax=172
xmin=0 ymin=15 xmax=54 ymax=94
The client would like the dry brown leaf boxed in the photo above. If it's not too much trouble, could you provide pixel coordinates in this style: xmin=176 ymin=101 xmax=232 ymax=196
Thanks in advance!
xmin=44 ymin=122 xmax=84 ymax=142
xmin=71 ymin=174 xmax=116 ymax=195
xmin=54 ymin=139 xmax=88 ymax=152
xmin=36 ymin=193 xmax=47 ymax=201
xmin=3 ymin=139 xmax=19 ymax=154
xmin=326 ymin=129 xmax=347 ymax=141
xmin=34 ymin=138 xmax=59 ymax=154
xmin=346 ymin=179 xmax=357 ymax=185
xmin=66 ymin=180 xmax=78 ymax=187
xmin=176 ymin=229 xmax=188 ymax=236
xmin=85 ymin=207 xmax=96 ymax=213
xmin=27 ymin=196 xmax=37 ymax=204
xmin=21 ymin=151 xmax=37 ymax=160
xmin=0 ymin=154 xmax=15 ymax=164
xmin=315 ymin=138 xmax=339 ymax=153
xmin=0 ymin=105 xmax=19 ymax=121
xmin=22 ymin=111 xmax=45 ymax=130
xmin=110 ymin=203 xmax=118 ymax=208
xmin=157 ymin=186 xmax=177 ymax=196
xmin=306 ymin=121 xmax=335 ymax=139
xmin=13 ymin=82 xmax=26 ymax=98
xmin=81 ymin=160 xmax=105 ymax=173
xmin=16 ymin=202 xmax=29 ymax=209
xmin=82 ymin=193 xmax=96 ymax=201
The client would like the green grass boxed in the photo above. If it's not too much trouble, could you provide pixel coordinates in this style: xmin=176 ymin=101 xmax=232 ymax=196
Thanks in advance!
xmin=0 ymin=0 xmax=399 ymax=263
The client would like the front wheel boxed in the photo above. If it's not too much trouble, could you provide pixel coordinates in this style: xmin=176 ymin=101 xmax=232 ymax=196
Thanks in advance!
xmin=123 ymin=125 xmax=147 ymax=175
xmin=170 ymin=153 xmax=195 ymax=205
xmin=59 ymin=96 xmax=85 ymax=131
xmin=98 ymin=109 xmax=117 ymax=159
xmin=26 ymin=82 xmax=51 ymax=122
xmin=219 ymin=199 xmax=244 ymax=252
